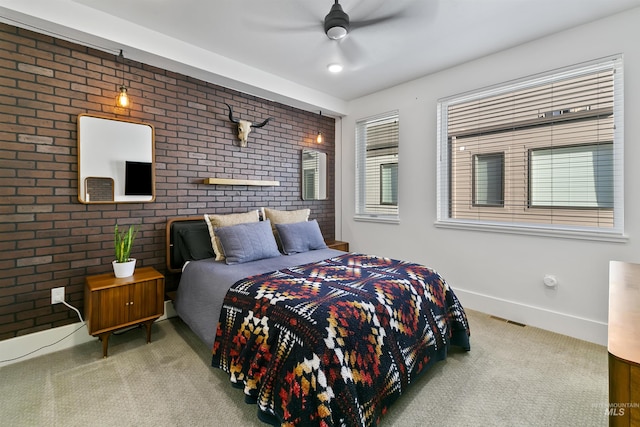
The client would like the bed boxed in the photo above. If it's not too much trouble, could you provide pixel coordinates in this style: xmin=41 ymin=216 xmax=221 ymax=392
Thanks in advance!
xmin=168 ymin=214 xmax=470 ymax=427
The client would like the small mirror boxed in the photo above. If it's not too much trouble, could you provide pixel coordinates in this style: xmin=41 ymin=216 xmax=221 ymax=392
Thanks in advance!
xmin=78 ymin=114 xmax=155 ymax=204
xmin=302 ymin=149 xmax=327 ymax=200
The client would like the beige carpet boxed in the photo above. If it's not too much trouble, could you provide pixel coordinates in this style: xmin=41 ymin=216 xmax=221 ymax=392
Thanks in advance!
xmin=0 ymin=309 xmax=608 ymax=426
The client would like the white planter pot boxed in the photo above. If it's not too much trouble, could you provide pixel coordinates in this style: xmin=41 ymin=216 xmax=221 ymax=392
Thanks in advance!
xmin=112 ymin=258 xmax=136 ymax=278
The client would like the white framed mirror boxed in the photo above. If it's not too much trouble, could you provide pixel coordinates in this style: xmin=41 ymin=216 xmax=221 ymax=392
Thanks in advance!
xmin=77 ymin=114 xmax=155 ymax=204
xmin=302 ymin=149 xmax=327 ymax=200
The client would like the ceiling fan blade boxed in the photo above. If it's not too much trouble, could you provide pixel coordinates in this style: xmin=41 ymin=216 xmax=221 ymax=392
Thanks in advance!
xmin=350 ymin=8 xmax=409 ymax=31
xmin=347 ymin=0 xmax=413 ymax=32
xmin=246 ymin=2 xmax=324 ymax=35
xmin=351 ymin=15 xmax=402 ymax=31
xmin=248 ymin=17 xmax=322 ymax=35
xmin=336 ymin=36 xmax=368 ymax=67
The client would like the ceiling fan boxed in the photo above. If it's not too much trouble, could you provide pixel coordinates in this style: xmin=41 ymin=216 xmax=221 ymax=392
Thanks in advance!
xmin=324 ymin=1 xmax=350 ymax=40
xmin=323 ymin=0 xmax=405 ymax=41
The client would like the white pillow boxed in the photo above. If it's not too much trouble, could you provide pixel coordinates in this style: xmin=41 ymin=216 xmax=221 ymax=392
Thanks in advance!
xmin=262 ymin=207 xmax=311 ymax=249
xmin=262 ymin=207 xmax=309 ymax=228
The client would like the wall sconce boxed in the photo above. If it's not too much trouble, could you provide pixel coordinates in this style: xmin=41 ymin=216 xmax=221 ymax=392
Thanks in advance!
xmin=116 ymin=85 xmax=129 ymax=108
xmin=115 ymin=50 xmax=130 ymax=108
xmin=316 ymin=110 xmax=323 ymax=144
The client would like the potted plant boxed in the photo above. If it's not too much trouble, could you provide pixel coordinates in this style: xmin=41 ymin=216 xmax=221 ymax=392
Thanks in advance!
xmin=112 ymin=224 xmax=138 ymax=278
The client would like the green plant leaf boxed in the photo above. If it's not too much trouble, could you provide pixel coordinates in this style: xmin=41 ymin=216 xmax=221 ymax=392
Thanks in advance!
xmin=114 ymin=224 xmax=138 ymax=263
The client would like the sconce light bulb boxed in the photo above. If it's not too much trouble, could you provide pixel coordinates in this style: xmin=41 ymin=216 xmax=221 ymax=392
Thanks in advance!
xmin=116 ymin=86 xmax=129 ymax=108
xmin=316 ymin=131 xmax=323 ymax=144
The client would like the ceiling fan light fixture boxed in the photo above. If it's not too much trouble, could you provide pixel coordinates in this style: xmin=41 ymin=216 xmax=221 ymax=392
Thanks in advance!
xmin=327 ymin=63 xmax=343 ymax=73
xmin=324 ymin=0 xmax=350 ymax=40
xmin=326 ymin=26 xmax=348 ymax=40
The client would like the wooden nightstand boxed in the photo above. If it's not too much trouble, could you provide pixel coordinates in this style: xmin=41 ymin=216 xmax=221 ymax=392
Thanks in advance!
xmin=325 ymin=240 xmax=349 ymax=252
xmin=608 ymin=261 xmax=640 ymax=426
xmin=85 ymin=266 xmax=165 ymax=358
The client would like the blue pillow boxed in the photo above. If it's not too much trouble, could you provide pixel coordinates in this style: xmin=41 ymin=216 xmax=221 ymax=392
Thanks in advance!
xmin=275 ymin=220 xmax=328 ymax=255
xmin=215 ymin=220 xmax=280 ymax=264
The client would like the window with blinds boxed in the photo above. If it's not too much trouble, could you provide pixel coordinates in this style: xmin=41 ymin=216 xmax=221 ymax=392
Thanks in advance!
xmin=436 ymin=56 xmax=624 ymax=239
xmin=355 ymin=111 xmax=399 ymax=222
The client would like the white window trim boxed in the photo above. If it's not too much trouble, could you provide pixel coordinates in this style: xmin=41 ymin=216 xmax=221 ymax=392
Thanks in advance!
xmin=435 ymin=55 xmax=626 ymax=242
xmin=354 ymin=214 xmax=401 ymax=224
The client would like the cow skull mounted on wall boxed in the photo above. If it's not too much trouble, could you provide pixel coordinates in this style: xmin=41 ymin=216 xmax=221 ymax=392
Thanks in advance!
xmin=225 ymin=103 xmax=271 ymax=147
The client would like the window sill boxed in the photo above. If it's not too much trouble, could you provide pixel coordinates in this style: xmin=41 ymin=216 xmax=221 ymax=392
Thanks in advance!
xmin=354 ymin=215 xmax=400 ymax=225
xmin=434 ymin=219 xmax=628 ymax=243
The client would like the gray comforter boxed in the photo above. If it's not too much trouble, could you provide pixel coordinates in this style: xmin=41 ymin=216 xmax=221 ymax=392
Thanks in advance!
xmin=173 ymin=248 xmax=344 ymax=348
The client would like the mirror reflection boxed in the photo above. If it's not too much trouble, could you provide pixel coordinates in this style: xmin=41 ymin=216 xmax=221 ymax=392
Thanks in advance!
xmin=78 ymin=114 xmax=155 ymax=204
xmin=302 ymin=149 xmax=327 ymax=200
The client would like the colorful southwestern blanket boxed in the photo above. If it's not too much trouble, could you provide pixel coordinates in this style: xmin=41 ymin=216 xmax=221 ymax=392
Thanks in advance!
xmin=212 ymin=253 xmax=470 ymax=427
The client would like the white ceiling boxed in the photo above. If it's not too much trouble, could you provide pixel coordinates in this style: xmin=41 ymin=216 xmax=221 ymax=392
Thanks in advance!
xmin=1 ymin=0 xmax=639 ymax=115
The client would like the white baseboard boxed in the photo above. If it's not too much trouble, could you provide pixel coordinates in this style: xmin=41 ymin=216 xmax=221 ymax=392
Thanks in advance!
xmin=1 ymin=294 xmax=605 ymax=369
xmin=454 ymin=288 xmax=608 ymax=346
xmin=0 ymin=300 xmax=177 ymax=368
xmin=159 ymin=298 xmax=177 ymax=321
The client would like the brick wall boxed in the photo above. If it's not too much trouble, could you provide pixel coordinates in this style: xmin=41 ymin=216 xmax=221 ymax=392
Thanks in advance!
xmin=0 ymin=23 xmax=336 ymax=340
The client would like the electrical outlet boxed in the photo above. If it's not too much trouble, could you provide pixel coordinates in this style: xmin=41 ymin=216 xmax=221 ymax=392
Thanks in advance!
xmin=51 ymin=287 xmax=65 ymax=304
xmin=543 ymin=274 xmax=558 ymax=288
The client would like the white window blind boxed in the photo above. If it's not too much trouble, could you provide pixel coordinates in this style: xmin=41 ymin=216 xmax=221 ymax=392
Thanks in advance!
xmin=530 ymin=143 xmax=613 ymax=208
xmin=436 ymin=56 xmax=624 ymax=240
xmin=380 ymin=163 xmax=398 ymax=205
xmin=474 ymin=153 xmax=504 ymax=206
xmin=355 ymin=111 xmax=399 ymax=222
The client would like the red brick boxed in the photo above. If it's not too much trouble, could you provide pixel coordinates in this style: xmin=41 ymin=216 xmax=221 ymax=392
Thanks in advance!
xmin=0 ymin=23 xmax=336 ymax=341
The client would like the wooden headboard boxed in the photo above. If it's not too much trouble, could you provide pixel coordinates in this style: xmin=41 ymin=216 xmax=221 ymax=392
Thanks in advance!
xmin=165 ymin=216 xmax=209 ymax=273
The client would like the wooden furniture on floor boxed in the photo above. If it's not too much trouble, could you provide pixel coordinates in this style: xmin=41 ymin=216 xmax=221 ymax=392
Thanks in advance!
xmin=85 ymin=266 xmax=165 ymax=358
xmin=326 ymin=240 xmax=349 ymax=252
xmin=608 ymin=261 xmax=640 ymax=426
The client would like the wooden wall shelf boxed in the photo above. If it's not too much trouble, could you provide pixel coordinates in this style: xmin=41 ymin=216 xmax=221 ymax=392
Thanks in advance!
xmin=203 ymin=178 xmax=280 ymax=186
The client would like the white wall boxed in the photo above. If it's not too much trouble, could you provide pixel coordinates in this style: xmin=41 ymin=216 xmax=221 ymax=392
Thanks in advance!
xmin=338 ymin=8 xmax=640 ymax=345
xmin=0 ymin=0 xmax=348 ymax=116
xmin=0 ymin=301 xmax=176 ymax=367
